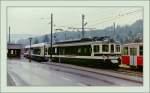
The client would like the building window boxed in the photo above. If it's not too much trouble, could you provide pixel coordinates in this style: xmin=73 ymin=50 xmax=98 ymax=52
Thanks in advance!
xmin=11 ymin=50 xmax=13 ymax=54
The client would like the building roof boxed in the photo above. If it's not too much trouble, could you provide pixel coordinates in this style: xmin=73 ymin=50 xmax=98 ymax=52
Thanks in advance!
xmin=7 ymin=44 xmax=23 ymax=49
xmin=25 ymin=43 xmax=46 ymax=48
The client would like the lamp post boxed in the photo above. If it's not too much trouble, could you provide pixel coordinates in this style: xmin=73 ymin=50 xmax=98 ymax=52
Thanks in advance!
xmin=50 ymin=13 xmax=53 ymax=62
xmin=29 ymin=37 xmax=32 ymax=62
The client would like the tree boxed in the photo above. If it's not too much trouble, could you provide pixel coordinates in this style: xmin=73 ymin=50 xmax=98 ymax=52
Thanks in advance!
xmin=43 ymin=35 xmax=49 ymax=43
xmin=34 ymin=38 xmax=39 ymax=44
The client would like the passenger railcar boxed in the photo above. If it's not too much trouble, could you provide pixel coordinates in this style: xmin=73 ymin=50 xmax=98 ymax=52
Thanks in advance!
xmin=24 ymin=43 xmax=48 ymax=61
xmin=24 ymin=38 xmax=122 ymax=68
xmin=121 ymin=43 xmax=143 ymax=69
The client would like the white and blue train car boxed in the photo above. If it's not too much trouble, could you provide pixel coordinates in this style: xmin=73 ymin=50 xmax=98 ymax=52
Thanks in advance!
xmin=24 ymin=38 xmax=121 ymax=68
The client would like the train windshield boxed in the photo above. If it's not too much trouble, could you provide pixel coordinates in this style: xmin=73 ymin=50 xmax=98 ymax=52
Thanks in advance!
xmin=102 ymin=45 xmax=109 ymax=52
xmin=130 ymin=48 xmax=137 ymax=56
xmin=33 ymin=48 xmax=41 ymax=55
xmin=110 ymin=45 xmax=114 ymax=53
xmin=115 ymin=45 xmax=120 ymax=52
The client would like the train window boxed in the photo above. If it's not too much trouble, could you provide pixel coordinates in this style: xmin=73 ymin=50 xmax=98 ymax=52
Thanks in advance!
xmin=115 ymin=45 xmax=120 ymax=52
xmin=102 ymin=45 xmax=109 ymax=52
xmin=78 ymin=48 xmax=81 ymax=53
xmin=130 ymin=48 xmax=137 ymax=56
xmin=63 ymin=48 xmax=65 ymax=55
xmin=45 ymin=48 xmax=47 ymax=52
xmin=111 ymin=45 xmax=114 ymax=53
xmin=52 ymin=47 xmax=55 ymax=54
xmin=122 ymin=47 xmax=128 ymax=55
xmin=94 ymin=45 xmax=99 ymax=52
xmin=139 ymin=46 xmax=143 ymax=55
xmin=55 ymin=47 xmax=57 ymax=54
xmin=83 ymin=45 xmax=91 ymax=56
xmin=33 ymin=48 xmax=41 ymax=55
xmin=45 ymin=48 xmax=47 ymax=55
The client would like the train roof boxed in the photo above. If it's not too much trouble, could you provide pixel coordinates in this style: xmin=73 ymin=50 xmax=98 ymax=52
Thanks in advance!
xmin=54 ymin=38 xmax=93 ymax=44
xmin=25 ymin=43 xmax=48 ymax=48
xmin=123 ymin=43 xmax=143 ymax=46
xmin=54 ymin=37 xmax=119 ymax=45
xmin=8 ymin=43 xmax=23 ymax=49
xmin=52 ymin=37 xmax=120 ymax=47
xmin=24 ymin=37 xmax=121 ymax=48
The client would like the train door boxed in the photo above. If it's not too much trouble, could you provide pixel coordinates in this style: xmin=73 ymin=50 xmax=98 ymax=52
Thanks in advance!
xmin=129 ymin=47 xmax=137 ymax=66
xmin=121 ymin=47 xmax=130 ymax=65
xmin=137 ymin=45 xmax=143 ymax=67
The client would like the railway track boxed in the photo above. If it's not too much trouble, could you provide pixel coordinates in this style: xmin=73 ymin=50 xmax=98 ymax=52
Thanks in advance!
xmin=10 ymin=58 xmax=143 ymax=85
xmin=21 ymin=58 xmax=143 ymax=84
xmin=47 ymin=61 xmax=143 ymax=78
xmin=112 ymin=68 xmax=143 ymax=77
xmin=43 ymin=62 xmax=143 ymax=84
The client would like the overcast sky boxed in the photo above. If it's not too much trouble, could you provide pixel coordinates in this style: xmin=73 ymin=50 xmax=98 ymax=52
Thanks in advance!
xmin=8 ymin=7 xmax=143 ymax=36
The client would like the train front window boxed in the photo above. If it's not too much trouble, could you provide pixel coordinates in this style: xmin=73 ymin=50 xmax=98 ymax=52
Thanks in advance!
xmin=115 ymin=45 xmax=120 ymax=52
xmin=33 ymin=48 xmax=40 ymax=55
xmin=94 ymin=45 xmax=99 ymax=52
xmin=139 ymin=46 xmax=143 ymax=55
xmin=102 ymin=45 xmax=109 ymax=52
xmin=122 ymin=47 xmax=128 ymax=55
xmin=130 ymin=48 xmax=137 ymax=56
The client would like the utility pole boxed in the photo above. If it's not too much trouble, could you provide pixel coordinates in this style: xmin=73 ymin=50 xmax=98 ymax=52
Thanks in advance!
xmin=8 ymin=26 xmax=11 ymax=44
xmin=29 ymin=37 xmax=32 ymax=62
xmin=113 ymin=22 xmax=116 ymax=40
xmin=50 ymin=13 xmax=53 ymax=61
xmin=82 ymin=14 xmax=85 ymax=38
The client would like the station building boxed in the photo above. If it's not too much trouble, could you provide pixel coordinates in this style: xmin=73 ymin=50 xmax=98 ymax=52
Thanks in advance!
xmin=7 ymin=44 xmax=23 ymax=58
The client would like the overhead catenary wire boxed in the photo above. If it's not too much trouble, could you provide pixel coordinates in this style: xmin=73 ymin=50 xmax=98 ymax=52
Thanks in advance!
xmin=48 ymin=9 xmax=142 ymax=33
xmin=87 ymin=9 xmax=142 ymax=28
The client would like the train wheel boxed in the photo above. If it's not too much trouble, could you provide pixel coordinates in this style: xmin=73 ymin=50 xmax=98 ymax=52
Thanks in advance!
xmin=104 ymin=59 xmax=112 ymax=68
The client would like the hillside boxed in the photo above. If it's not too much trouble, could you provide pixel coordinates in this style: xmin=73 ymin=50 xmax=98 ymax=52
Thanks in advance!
xmin=16 ymin=19 xmax=143 ymax=45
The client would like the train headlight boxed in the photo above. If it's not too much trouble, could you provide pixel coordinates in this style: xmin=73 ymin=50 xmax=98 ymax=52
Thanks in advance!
xmin=102 ymin=55 xmax=106 ymax=60
xmin=111 ymin=60 xmax=118 ymax=63
xmin=106 ymin=56 xmax=109 ymax=59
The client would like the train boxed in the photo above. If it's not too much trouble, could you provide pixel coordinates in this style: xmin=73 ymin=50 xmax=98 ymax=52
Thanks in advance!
xmin=24 ymin=37 xmax=143 ymax=69
xmin=121 ymin=43 xmax=143 ymax=69
xmin=24 ymin=37 xmax=122 ymax=68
